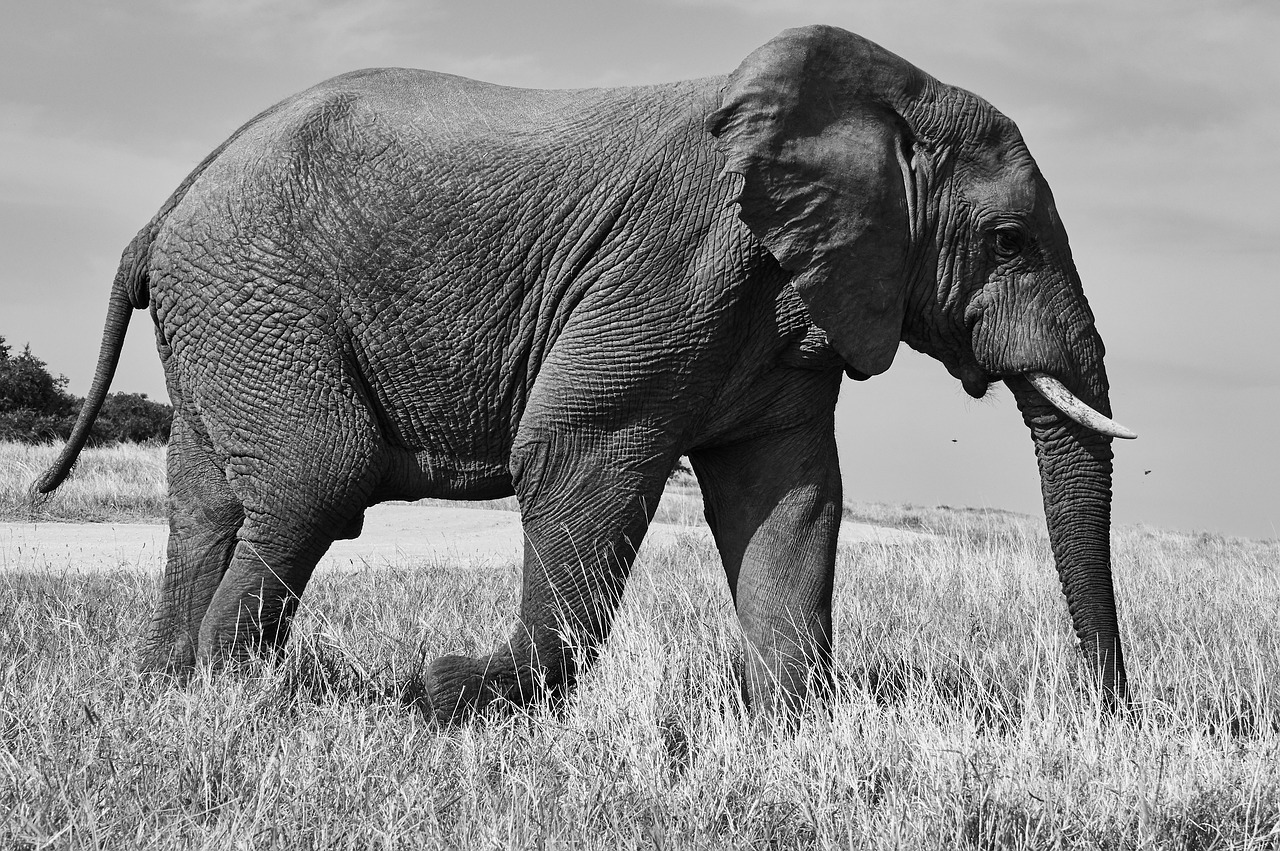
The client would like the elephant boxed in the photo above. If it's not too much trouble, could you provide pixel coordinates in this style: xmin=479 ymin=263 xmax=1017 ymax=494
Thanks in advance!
xmin=37 ymin=25 xmax=1135 ymax=720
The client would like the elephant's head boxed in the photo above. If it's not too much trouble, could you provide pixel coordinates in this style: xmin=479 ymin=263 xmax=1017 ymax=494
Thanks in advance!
xmin=708 ymin=25 xmax=1133 ymax=703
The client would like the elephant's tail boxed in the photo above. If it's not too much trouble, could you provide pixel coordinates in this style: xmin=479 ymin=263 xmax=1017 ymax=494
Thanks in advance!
xmin=31 ymin=98 xmax=293 ymax=498
xmin=30 ymin=234 xmax=151 ymax=496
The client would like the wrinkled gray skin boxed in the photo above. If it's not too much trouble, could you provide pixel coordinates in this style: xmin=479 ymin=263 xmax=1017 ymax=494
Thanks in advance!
xmin=39 ymin=26 xmax=1128 ymax=719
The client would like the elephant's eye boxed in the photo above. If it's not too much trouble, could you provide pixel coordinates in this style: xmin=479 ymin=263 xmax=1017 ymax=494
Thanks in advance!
xmin=990 ymin=226 xmax=1029 ymax=261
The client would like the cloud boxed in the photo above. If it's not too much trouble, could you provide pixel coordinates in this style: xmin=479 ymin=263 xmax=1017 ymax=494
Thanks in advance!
xmin=1122 ymin=355 xmax=1280 ymax=392
xmin=146 ymin=0 xmax=446 ymax=65
xmin=0 ymin=100 xmax=192 ymax=219
xmin=989 ymin=3 xmax=1271 ymax=135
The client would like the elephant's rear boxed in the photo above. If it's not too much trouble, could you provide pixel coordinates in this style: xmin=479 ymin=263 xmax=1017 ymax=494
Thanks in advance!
xmin=145 ymin=75 xmax=521 ymax=492
xmin=31 ymin=98 xmax=286 ymax=496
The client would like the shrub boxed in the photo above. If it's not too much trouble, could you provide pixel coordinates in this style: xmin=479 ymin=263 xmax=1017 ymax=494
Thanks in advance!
xmin=0 ymin=334 xmax=171 ymax=445
xmin=94 ymin=391 xmax=172 ymax=444
xmin=0 ymin=337 xmax=78 ymax=442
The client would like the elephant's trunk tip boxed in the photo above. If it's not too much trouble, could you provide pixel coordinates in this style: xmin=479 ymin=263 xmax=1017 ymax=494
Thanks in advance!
xmin=1026 ymin=372 xmax=1136 ymax=440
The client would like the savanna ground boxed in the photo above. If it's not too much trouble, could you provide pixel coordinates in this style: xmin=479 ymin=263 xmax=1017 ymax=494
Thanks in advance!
xmin=2 ymin=442 xmax=1279 ymax=849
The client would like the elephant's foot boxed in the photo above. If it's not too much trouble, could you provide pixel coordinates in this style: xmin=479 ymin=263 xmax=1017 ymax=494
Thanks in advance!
xmin=137 ymin=634 xmax=197 ymax=682
xmin=423 ymin=654 xmax=545 ymax=724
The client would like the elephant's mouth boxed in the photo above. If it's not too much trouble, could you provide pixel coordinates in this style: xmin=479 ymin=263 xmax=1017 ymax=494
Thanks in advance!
xmin=960 ymin=370 xmax=990 ymax=399
xmin=945 ymin=359 xmax=990 ymax=399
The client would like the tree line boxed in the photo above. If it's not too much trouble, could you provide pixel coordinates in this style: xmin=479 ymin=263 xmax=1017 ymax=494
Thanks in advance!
xmin=0 ymin=335 xmax=171 ymax=444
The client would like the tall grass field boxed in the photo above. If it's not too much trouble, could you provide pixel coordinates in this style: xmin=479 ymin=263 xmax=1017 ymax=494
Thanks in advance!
xmin=2 ymin=441 xmax=1279 ymax=848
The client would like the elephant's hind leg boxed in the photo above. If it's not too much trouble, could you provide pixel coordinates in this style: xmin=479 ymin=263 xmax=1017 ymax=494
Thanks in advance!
xmin=193 ymin=403 xmax=384 ymax=666
xmin=141 ymin=416 xmax=244 ymax=677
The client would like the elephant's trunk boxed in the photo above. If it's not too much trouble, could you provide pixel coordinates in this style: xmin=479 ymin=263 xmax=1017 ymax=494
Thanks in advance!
xmin=1007 ymin=374 xmax=1127 ymax=707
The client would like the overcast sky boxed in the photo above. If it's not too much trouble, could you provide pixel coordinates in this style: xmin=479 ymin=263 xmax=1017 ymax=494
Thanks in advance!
xmin=2 ymin=0 xmax=1276 ymax=538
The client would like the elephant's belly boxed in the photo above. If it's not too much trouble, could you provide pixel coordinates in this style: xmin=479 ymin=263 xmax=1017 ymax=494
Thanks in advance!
xmin=376 ymin=443 xmax=515 ymax=503
xmin=369 ymin=374 xmax=520 ymax=502
xmin=348 ymin=294 xmax=534 ymax=502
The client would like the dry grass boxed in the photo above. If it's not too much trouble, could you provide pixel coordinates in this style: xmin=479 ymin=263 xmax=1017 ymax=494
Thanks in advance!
xmin=2 ymin=443 xmax=1279 ymax=848
xmin=1 ymin=442 xmax=167 ymax=523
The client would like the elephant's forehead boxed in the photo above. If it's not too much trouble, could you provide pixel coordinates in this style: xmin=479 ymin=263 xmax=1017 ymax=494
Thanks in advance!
xmin=940 ymin=102 xmax=1040 ymax=213
xmin=963 ymin=165 xmax=1039 ymax=217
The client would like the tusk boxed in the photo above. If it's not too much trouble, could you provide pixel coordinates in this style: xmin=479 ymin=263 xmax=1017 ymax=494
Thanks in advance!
xmin=1026 ymin=372 xmax=1137 ymax=439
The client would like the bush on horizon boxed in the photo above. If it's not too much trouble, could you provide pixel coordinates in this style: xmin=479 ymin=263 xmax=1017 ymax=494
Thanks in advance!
xmin=0 ymin=334 xmax=171 ymax=445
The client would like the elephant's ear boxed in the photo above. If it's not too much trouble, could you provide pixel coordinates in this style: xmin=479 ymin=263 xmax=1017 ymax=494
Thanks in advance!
xmin=707 ymin=25 xmax=929 ymax=377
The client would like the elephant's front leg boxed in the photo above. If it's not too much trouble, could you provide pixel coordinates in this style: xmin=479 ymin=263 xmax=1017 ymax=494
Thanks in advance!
xmin=690 ymin=425 xmax=842 ymax=716
xmin=425 ymin=422 xmax=675 ymax=723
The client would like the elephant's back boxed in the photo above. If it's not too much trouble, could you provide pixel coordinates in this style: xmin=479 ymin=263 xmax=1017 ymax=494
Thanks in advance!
xmin=296 ymin=67 xmax=724 ymax=137
xmin=156 ymin=67 xmax=724 ymax=243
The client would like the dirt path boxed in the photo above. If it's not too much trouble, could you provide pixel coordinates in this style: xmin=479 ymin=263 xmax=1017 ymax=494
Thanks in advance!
xmin=0 ymin=503 xmax=930 ymax=573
